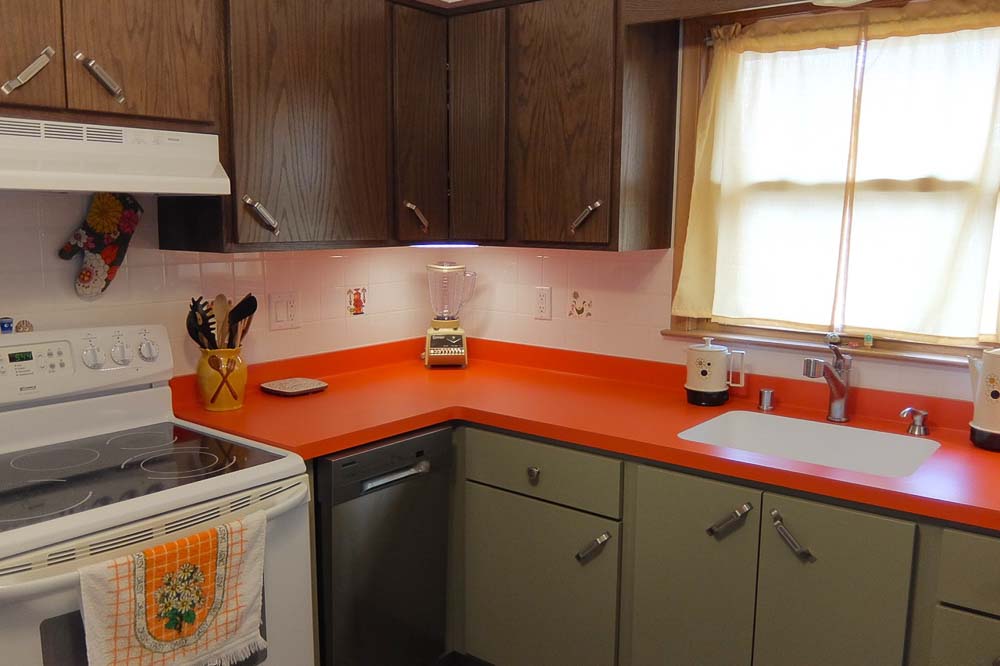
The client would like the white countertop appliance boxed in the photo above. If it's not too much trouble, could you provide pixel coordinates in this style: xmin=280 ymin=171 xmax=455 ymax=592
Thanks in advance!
xmin=0 ymin=325 xmax=314 ymax=666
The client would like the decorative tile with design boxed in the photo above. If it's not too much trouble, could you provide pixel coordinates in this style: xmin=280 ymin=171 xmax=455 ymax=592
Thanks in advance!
xmin=567 ymin=290 xmax=593 ymax=318
xmin=347 ymin=286 xmax=367 ymax=316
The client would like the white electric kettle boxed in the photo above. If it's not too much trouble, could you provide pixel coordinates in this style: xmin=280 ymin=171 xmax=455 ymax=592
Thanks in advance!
xmin=969 ymin=349 xmax=1000 ymax=450
xmin=685 ymin=337 xmax=746 ymax=406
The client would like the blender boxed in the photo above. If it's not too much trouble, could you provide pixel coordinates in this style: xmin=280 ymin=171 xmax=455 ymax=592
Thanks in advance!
xmin=425 ymin=261 xmax=476 ymax=367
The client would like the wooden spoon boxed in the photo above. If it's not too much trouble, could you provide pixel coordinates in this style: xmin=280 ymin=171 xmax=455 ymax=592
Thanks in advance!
xmin=213 ymin=294 xmax=231 ymax=348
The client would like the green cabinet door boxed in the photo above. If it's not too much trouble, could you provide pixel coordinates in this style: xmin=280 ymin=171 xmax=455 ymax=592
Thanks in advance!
xmin=754 ymin=493 xmax=916 ymax=666
xmin=624 ymin=465 xmax=761 ymax=666
xmin=464 ymin=481 xmax=619 ymax=666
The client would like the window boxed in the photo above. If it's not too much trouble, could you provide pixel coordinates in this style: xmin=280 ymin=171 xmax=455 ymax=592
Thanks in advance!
xmin=672 ymin=0 xmax=1000 ymax=346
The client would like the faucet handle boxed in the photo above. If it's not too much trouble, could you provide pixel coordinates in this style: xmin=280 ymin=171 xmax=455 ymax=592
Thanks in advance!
xmin=829 ymin=343 xmax=852 ymax=369
xmin=900 ymin=407 xmax=929 ymax=436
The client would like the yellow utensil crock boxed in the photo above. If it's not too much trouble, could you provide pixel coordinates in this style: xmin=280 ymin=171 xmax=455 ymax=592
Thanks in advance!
xmin=196 ymin=348 xmax=247 ymax=411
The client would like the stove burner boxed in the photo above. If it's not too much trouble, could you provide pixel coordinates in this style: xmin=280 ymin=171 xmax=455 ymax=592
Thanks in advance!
xmin=11 ymin=447 xmax=100 ymax=472
xmin=107 ymin=431 xmax=178 ymax=450
xmin=123 ymin=446 xmax=238 ymax=480
xmin=140 ymin=448 xmax=220 ymax=474
xmin=0 ymin=491 xmax=93 ymax=523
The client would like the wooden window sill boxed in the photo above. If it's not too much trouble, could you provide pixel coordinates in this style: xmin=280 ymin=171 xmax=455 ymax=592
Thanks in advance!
xmin=660 ymin=328 xmax=972 ymax=369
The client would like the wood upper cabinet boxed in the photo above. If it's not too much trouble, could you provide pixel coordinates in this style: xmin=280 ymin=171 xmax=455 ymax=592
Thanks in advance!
xmin=393 ymin=5 xmax=449 ymax=242
xmin=61 ymin=0 xmax=222 ymax=121
xmin=0 ymin=0 xmax=66 ymax=109
xmin=230 ymin=0 xmax=390 ymax=244
xmin=449 ymin=9 xmax=506 ymax=242
xmin=507 ymin=0 xmax=615 ymax=245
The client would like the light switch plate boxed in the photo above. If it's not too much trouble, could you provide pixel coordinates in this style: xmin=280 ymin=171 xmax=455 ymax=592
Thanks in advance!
xmin=269 ymin=291 xmax=300 ymax=330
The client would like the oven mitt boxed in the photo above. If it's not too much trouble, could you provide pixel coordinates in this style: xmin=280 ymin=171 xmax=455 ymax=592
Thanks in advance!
xmin=58 ymin=193 xmax=143 ymax=299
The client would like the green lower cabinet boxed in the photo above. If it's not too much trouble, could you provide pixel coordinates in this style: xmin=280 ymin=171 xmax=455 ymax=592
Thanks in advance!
xmin=754 ymin=493 xmax=916 ymax=666
xmin=464 ymin=481 xmax=620 ymax=666
xmin=624 ymin=465 xmax=761 ymax=666
xmin=928 ymin=605 xmax=1000 ymax=665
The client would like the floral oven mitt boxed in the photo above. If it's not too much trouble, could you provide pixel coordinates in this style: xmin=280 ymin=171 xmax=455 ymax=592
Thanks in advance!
xmin=59 ymin=193 xmax=143 ymax=299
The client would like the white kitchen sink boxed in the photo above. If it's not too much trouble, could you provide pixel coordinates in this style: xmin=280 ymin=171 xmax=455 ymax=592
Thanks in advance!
xmin=678 ymin=410 xmax=941 ymax=478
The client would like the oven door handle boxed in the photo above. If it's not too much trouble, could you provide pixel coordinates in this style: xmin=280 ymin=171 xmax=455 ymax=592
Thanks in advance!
xmin=0 ymin=483 xmax=309 ymax=604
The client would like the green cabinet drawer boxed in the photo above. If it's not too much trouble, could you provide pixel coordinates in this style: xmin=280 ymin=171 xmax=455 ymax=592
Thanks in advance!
xmin=939 ymin=528 xmax=1000 ymax=616
xmin=464 ymin=428 xmax=622 ymax=518
xmin=465 ymin=482 xmax=620 ymax=666
xmin=754 ymin=493 xmax=915 ymax=666
xmin=929 ymin=605 xmax=1000 ymax=665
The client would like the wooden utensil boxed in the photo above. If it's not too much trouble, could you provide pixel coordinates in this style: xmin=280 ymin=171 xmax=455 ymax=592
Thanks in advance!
xmin=212 ymin=294 xmax=231 ymax=347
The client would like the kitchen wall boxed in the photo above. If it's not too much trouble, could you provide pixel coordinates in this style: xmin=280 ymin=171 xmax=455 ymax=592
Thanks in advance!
xmin=0 ymin=191 xmax=970 ymax=400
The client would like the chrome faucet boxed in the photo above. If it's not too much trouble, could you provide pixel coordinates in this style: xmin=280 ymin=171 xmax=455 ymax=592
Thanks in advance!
xmin=803 ymin=344 xmax=852 ymax=422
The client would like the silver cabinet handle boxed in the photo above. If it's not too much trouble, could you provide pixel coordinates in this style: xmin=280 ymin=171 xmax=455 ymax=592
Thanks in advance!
xmin=575 ymin=531 xmax=611 ymax=563
xmin=2 ymin=46 xmax=55 ymax=95
xmin=706 ymin=501 xmax=754 ymax=537
xmin=526 ymin=466 xmax=541 ymax=485
xmin=361 ymin=460 xmax=431 ymax=493
xmin=770 ymin=509 xmax=815 ymax=561
xmin=73 ymin=51 xmax=125 ymax=104
xmin=404 ymin=201 xmax=430 ymax=234
xmin=242 ymin=195 xmax=281 ymax=236
xmin=569 ymin=200 xmax=603 ymax=235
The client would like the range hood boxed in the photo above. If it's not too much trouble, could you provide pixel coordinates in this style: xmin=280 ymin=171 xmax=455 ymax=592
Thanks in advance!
xmin=0 ymin=116 xmax=230 ymax=195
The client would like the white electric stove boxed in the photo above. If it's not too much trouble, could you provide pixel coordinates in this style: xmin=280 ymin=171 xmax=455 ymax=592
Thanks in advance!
xmin=0 ymin=325 xmax=315 ymax=666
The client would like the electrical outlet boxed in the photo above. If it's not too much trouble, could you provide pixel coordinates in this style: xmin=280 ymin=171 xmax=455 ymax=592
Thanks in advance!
xmin=269 ymin=291 xmax=300 ymax=330
xmin=534 ymin=286 xmax=552 ymax=320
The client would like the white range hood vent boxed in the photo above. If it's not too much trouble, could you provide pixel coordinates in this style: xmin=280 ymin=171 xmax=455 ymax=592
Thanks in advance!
xmin=0 ymin=116 xmax=230 ymax=195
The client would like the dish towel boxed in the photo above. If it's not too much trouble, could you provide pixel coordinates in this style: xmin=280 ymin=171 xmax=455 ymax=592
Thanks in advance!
xmin=79 ymin=511 xmax=267 ymax=666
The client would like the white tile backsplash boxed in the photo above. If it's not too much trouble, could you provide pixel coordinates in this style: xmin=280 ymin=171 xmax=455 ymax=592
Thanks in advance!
xmin=0 ymin=191 xmax=971 ymax=400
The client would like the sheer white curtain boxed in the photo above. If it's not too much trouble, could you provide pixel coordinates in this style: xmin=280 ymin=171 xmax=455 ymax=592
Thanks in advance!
xmin=673 ymin=0 xmax=1000 ymax=344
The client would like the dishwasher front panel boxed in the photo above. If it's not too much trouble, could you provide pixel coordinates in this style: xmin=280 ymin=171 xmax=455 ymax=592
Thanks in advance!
xmin=316 ymin=427 xmax=453 ymax=666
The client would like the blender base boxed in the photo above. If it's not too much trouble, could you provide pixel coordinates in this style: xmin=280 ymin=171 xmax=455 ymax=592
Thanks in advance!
xmin=425 ymin=319 xmax=468 ymax=367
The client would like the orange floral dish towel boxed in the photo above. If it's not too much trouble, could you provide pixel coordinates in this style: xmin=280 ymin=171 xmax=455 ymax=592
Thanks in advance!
xmin=79 ymin=512 xmax=266 ymax=666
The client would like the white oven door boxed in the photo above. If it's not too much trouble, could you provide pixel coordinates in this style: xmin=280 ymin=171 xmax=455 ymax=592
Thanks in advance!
xmin=0 ymin=475 xmax=314 ymax=666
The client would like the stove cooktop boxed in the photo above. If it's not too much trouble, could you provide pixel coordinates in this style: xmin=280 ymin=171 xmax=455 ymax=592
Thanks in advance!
xmin=0 ymin=422 xmax=282 ymax=533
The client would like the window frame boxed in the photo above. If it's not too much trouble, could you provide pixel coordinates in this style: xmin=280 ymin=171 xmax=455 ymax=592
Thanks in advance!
xmin=666 ymin=0 xmax=992 ymax=359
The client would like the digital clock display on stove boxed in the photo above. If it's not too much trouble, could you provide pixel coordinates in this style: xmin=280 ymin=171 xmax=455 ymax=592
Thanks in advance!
xmin=8 ymin=351 xmax=32 ymax=363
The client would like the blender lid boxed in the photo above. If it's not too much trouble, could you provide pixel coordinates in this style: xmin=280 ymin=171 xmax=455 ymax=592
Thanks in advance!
xmin=427 ymin=261 xmax=466 ymax=272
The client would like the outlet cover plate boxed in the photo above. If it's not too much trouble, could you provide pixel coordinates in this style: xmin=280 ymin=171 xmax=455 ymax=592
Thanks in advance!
xmin=269 ymin=291 xmax=300 ymax=330
xmin=534 ymin=286 xmax=552 ymax=320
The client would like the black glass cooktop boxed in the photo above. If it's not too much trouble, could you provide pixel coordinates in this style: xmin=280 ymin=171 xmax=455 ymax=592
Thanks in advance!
xmin=0 ymin=422 xmax=282 ymax=533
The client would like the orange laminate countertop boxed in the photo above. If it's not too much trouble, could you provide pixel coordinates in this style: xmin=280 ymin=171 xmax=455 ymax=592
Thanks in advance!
xmin=171 ymin=339 xmax=1000 ymax=532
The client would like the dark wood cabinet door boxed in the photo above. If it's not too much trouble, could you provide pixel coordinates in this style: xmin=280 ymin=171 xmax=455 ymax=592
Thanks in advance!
xmin=230 ymin=0 xmax=390 ymax=244
xmin=449 ymin=9 xmax=506 ymax=242
xmin=62 ymin=0 xmax=222 ymax=121
xmin=0 ymin=0 xmax=66 ymax=109
xmin=508 ymin=0 xmax=614 ymax=244
xmin=393 ymin=5 xmax=449 ymax=242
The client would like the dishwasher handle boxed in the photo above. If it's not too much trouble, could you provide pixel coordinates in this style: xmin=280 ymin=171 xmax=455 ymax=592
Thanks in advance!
xmin=361 ymin=460 xmax=432 ymax=494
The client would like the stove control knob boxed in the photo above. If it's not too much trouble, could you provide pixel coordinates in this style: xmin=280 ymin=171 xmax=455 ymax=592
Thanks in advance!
xmin=139 ymin=340 xmax=159 ymax=362
xmin=82 ymin=346 xmax=106 ymax=369
xmin=111 ymin=341 xmax=133 ymax=366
